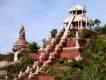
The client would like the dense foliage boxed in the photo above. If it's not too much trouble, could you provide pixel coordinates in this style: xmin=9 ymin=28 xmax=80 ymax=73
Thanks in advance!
xmin=28 ymin=41 xmax=39 ymax=53
xmin=47 ymin=35 xmax=106 ymax=80
xmin=47 ymin=19 xmax=106 ymax=80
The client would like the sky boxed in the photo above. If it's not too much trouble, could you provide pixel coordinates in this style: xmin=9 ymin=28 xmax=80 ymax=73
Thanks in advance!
xmin=0 ymin=0 xmax=106 ymax=53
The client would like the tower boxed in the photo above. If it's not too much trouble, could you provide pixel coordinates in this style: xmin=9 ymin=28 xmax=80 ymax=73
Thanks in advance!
xmin=12 ymin=25 xmax=28 ymax=62
xmin=59 ymin=5 xmax=90 ymax=60
xmin=13 ymin=25 xmax=27 ymax=52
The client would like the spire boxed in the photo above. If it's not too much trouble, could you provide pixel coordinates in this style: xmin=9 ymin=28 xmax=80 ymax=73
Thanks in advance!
xmin=19 ymin=24 xmax=26 ymax=40
xmin=12 ymin=25 xmax=27 ymax=52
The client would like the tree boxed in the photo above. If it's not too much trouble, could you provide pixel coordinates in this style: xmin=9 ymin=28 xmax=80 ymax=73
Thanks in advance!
xmin=89 ymin=19 xmax=101 ymax=31
xmin=94 ymin=24 xmax=106 ymax=34
xmin=89 ymin=19 xmax=95 ymax=27
xmin=94 ymin=19 xmax=101 ymax=26
xmin=50 ymin=29 xmax=57 ymax=38
xmin=28 ymin=42 xmax=39 ymax=53
xmin=80 ymin=29 xmax=96 ymax=38
xmin=100 ymin=24 xmax=106 ymax=34
xmin=82 ymin=34 xmax=106 ymax=80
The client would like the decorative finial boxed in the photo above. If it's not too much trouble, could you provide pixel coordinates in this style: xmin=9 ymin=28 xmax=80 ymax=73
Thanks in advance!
xmin=19 ymin=24 xmax=26 ymax=40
